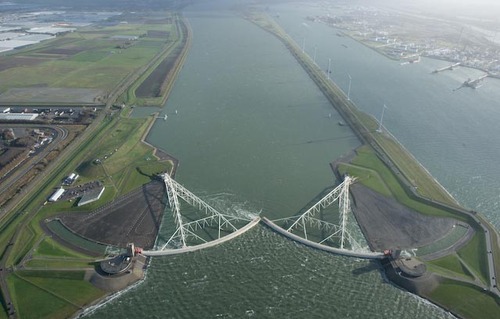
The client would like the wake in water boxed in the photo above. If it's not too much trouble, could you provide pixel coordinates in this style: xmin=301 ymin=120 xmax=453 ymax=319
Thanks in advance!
xmin=205 ymin=192 xmax=260 ymax=220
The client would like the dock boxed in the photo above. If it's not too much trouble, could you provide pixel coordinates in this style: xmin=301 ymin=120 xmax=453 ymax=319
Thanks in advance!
xmin=454 ymin=73 xmax=488 ymax=91
xmin=432 ymin=62 xmax=460 ymax=74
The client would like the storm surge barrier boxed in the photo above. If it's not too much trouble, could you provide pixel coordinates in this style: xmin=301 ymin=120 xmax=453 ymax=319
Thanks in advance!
xmin=141 ymin=174 xmax=383 ymax=260
xmin=268 ymin=175 xmax=384 ymax=259
xmin=141 ymin=173 xmax=259 ymax=256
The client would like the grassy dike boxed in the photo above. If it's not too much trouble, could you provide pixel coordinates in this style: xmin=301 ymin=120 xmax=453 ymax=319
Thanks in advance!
xmin=120 ymin=14 xmax=192 ymax=107
xmin=244 ymin=10 xmax=500 ymax=319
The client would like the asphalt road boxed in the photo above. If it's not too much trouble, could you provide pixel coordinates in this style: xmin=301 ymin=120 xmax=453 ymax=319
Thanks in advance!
xmin=0 ymin=125 xmax=67 ymax=207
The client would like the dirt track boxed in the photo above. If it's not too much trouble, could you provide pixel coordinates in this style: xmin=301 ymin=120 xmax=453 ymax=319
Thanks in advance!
xmin=60 ymin=180 xmax=166 ymax=249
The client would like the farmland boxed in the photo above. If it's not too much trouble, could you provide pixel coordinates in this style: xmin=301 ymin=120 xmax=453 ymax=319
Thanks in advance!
xmin=0 ymin=12 xmax=180 ymax=105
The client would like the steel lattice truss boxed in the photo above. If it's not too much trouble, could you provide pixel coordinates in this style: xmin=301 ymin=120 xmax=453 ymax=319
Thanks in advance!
xmin=160 ymin=173 xmax=250 ymax=249
xmin=286 ymin=175 xmax=358 ymax=250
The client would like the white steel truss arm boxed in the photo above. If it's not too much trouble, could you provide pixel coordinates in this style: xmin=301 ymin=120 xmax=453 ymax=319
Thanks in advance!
xmin=164 ymin=172 xmax=187 ymax=248
xmin=286 ymin=179 xmax=346 ymax=232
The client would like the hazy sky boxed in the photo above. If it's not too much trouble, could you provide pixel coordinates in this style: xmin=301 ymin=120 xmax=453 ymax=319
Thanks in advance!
xmin=363 ymin=0 xmax=500 ymax=22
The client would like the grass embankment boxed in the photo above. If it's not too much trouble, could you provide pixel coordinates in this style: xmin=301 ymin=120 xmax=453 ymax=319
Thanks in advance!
xmin=427 ymin=254 xmax=475 ymax=281
xmin=125 ymin=15 xmax=192 ymax=106
xmin=246 ymin=11 xmax=500 ymax=319
xmin=427 ymin=279 xmax=500 ymax=319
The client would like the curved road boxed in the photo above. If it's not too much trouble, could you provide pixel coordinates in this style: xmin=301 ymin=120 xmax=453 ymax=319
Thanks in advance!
xmin=0 ymin=125 xmax=67 ymax=204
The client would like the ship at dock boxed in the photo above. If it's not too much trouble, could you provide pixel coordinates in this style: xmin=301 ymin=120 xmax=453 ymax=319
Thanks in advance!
xmin=453 ymin=74 xmax=488 ymax=91
xmin=432 ymin=62 xmax=461 ymax=74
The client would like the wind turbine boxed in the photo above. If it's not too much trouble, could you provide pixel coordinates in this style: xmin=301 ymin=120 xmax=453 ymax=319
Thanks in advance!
xmin=347 ymin=73 xmax=352 ymax=101
xmin=377 ymin=104 xmax=387 ymax=133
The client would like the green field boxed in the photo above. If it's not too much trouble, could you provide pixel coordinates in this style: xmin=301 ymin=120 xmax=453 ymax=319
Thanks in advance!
xmin=0 ymin=13 xmax=178 ymax=103
xmin=427 ymin=254 xmax=475 ymax=281
xmin=8 ymin=271 xmax=104 ymax=319
xmin=427 ymin=280 xmax=500 ymax=319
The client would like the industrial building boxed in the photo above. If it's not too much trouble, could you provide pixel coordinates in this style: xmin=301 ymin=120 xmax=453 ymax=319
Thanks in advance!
xmin=48 ymin=188 xmax=65 ymax=202
xmin=63 ymin=173 xmax=79 ymax=185
xmin=0 ymin=113 xmax=39 ymax=121
xmin=78 ymin=186 xmax=105 ymax=206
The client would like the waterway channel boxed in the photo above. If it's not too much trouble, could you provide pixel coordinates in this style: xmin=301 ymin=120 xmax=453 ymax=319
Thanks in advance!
xmin=84 ymin=1 xmax=500 ymax=318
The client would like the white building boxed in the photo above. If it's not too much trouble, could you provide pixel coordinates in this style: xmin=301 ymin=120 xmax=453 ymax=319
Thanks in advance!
xmin=48 ymin=188 xmax=65 ymax=202
xmin=0 ymin=113 xmax=39 ymax=121
xmin=78 ymin=187 xmax=105 ymax=206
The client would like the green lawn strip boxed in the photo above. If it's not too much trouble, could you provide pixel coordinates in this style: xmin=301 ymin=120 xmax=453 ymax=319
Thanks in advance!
xmin=0 ymin=289 xmax=7 ymax=319
xmin=17 ymin=270 xmax=104 ymax=307
xmin=426 ymin=279 xmax=500 ymax=319
xmin=76 ymin=160 xmax=106 ymax=180
xmin=348 ymin=146 xmax=465 ymax=220
xmin=375 ymin=133 xmax=456 ymax=205
xmin=68 ymin=50 xmax=112 ymax=63
xmin=427 ymin=254 xmax=475 ymax=281
xmin=337 ymin=163 xmax=391 ymax=197
xmin=111 ymin=167 xmax=131 ymax=194
xmin=92 ymin=117 xmax=147 ymax=162
xmin=0 ymin=60 xmax=74 ymax=92
xmin=34 ymin=237 xmax=96 ymax=259
xmin=117 ymin=164 xmax=148 ymax=195
xmin=102 ymin=120 xmax=152 ymax=175
xmin=416 ymin=225 xmax=468 ymax=256
xmin=119 ymin=160 xmax=172 ymax=196
xmin=457 ymin=231 xmax=490 ymax=285
xmin=0 ymin=216 xmax=20 ymax=255
xmin=10 ymin=224 xmax=35 ymax=265
xmin=24 ymin=259 xmax=94 ymax=269
xmin=7 ymin=274 xmax=78 ymax=319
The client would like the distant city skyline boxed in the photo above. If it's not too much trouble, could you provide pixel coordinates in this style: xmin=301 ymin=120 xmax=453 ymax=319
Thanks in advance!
xmin=365 ymin=0 xmax=500 ymax=21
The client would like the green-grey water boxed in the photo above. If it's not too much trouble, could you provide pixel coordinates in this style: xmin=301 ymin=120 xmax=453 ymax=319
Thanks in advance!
xmin=85 ymin=1 xmax=500 ymax=318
